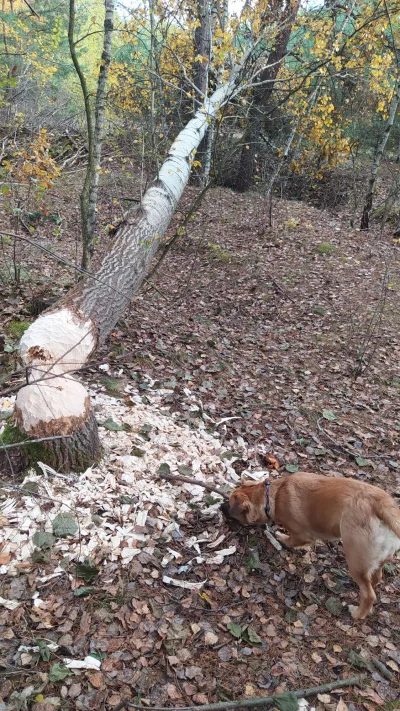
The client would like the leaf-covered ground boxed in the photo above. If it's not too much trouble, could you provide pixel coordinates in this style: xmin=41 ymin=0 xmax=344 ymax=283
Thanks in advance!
xmin=0 ymin=169 xmax=399 ymax=711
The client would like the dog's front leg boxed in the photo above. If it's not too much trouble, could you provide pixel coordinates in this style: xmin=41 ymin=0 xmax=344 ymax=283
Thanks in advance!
xmin=275 ymin=530 xmax=313 ymax=548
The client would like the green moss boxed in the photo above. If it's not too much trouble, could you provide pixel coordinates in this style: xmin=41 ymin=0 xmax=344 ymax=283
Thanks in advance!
xmin=101 ymin=377 xmax=124 ymax=395
xmin=207 ymin=242 xmax=233 ymax=263
xmin=316 ymin=242 xmax=337 ymax=255
xmin=6 ymin=321 xmax=31 ymax=340
xmin=0 ymin=422 xmax=27 ymax=445
xmin=1 ymin=419 xmax=102 ymax=475
xmin=0 ymin=423 xmax=46 ymax=472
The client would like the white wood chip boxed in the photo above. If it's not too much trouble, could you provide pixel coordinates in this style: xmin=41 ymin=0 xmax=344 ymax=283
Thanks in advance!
xmin=64 ymin=656 xmax=101 ymax=670
xmin=163 ymin=575 xmax=206 ymax=590
xmin=206 ymin=546 xmax=237 ymax=565
xmin=264 ymin=526 xmax=283 ymax=551
xmin=207 ymin=535 xmax=225 ymax=549
xmin=0 ymin=596 xmax=21 ymax=610
xmin=0 ymin=386 xmax=252 ymax=578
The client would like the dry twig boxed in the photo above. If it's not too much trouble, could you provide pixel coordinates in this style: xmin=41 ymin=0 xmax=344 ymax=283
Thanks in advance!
xmin=158 ymin=471 xmax=229 ymax=500
xmin=114 ymin=674 xmax=365 ymax=711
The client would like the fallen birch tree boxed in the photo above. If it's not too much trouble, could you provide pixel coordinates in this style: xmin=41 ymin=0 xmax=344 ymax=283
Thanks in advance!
xmin=7 ymin=44 xmax=262 ymax=473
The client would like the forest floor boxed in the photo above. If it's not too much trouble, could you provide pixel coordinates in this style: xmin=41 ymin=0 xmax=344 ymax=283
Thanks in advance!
xmin=0 ymin=162 xmax=399 ymax=711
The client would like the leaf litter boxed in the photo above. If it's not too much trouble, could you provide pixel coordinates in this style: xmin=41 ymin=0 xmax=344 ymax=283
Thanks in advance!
xmin=1 ymin=184 xmax=400 ymax=709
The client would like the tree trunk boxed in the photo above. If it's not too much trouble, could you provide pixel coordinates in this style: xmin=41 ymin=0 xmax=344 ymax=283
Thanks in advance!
xmin=360 ymin=84 xmax=400 ymax=230
xmin=13 ymin=62 xmax=249 ymax=472
xmin=234 ymin=4 xmax=300 ymax=193
xmin=265 ymin=82 xmax=321 ymax=202
xmin=68 ymin=0 xmax=114 ymax=269
xmin=192 ymin=0 xmax=212 ymax=185
xmin=202 ymin=121 xmax=214 ymax=183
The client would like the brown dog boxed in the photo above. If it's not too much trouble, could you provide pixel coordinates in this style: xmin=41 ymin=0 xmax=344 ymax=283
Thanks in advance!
xmin=220 ymin=472 xmax=400 ymax=619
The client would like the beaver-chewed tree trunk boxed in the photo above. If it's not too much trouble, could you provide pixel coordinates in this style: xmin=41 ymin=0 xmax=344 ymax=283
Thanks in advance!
xmin=12 ymin=60 xmax=254 ymax=473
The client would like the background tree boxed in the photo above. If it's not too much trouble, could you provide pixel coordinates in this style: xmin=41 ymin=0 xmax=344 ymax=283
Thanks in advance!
xmin=234 ymin=0 xmax=301 ymax=192
xmin=68 ymin=0 xmax=114 ymax=269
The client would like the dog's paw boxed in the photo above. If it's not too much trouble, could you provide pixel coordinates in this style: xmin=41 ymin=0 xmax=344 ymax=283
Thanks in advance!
xmin=348 ymin=605 xmax=358 ymax=619
xmin=348 ymin=604 xmax=364 ymax=620
xmin=275 ymin=531 xmax=289 ymax=543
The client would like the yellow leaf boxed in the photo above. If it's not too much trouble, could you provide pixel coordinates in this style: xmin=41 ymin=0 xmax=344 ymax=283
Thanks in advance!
xmin=245 ymin=685 xmax=256 ymax=697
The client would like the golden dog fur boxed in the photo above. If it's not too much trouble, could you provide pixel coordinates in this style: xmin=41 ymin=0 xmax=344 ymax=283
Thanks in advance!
xmin=221 ymin=472 xmax=400 ymax=619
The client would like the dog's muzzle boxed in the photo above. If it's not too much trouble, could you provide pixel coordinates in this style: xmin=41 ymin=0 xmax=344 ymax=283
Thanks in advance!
xmin=220 ymin=501 xmax=230 ymax=517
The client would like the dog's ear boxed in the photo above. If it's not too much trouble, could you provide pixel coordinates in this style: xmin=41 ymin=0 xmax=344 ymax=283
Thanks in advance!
xmin=230 ymin=495 xmax=258 ymax=524
xmin=242 ymin=499 xmax=259 ymax=524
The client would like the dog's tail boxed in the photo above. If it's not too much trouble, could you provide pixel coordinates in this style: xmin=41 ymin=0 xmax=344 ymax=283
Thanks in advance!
xmin=377 ymin=500 xmax=400 ymax=540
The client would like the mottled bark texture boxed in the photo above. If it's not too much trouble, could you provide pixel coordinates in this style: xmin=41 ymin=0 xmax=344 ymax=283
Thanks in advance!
xmin=0 ymin=410 xmax=100 ymax=476
xmin=14 ymin=61 xmax=246 ymax=473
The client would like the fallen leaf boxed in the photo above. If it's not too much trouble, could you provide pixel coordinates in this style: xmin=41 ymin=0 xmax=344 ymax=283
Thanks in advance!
xmin=274 ymin=692 xmax=300 ymax=711
xmin=245 ymin=626 xmax=262 ymax=646
xmin=357 ymin=689 xmax=384 ymax=705
xmin=52 ymin=512 xmax=78 ymax=538
xmin=246 ymin=550 xmax=260 ymax=572
xmin=304 ymin=573 xmax=315 ymax=583
xmin=192 ymin=694 xmax=208 ymax=704
xmin=245 ymin=684 xmax=256 ymax=696
xmin=74 ymin=562 xmax=99 ymax=583
xmin=88 ymin=672 xmax=104 ymax=689
xmin=32 ymin=531 xmax=54 ymax=550
xmin=69 ymin=683 xmax=81 ymax=698
xmin=167 ymin=684 xmax=181 ymax=700
xmin=227 ymin=622 xmax=242 ymax=639
xmin=317 ymin=694 xmax=332 ymax=704
xmin=0 ymin=596 xmax=20 ymax=610
xmin=49 ymin=662 xmax=71 ymax=682
xmin=204 ymin=631 xmax=218 ymax=645
xmin=167 ymin=656 xmax=180 ymax=666
xmin=322 ymin=409 xmax=336 ymax=421
xmin=74 ymin=586 xmax=95 ymax=597
xmin=336 ymin=698 xmax=348 ymax=711
xmin=355 ymin=456 xmax=370 ymax=467
xmin=266 ymin=453 xmax=280 ymax=469
xmin=185 ymin=666 xmax=203 ymax=679
xmin=218 ymin=647 xmax=232 ymax=662
xmin=325 ymin=597 xmax=342 ymax=617
xmin=100 ymin=418 xmax=130 ymax=431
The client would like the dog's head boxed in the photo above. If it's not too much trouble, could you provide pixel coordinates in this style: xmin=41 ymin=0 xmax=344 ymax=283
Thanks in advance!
xmin=220 ymin=481 xmax=268 ymax=525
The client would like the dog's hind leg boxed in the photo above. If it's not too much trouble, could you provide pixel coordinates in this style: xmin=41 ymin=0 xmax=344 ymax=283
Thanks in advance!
xmin=347 ymin=569 xmax=376 ymax=620
xmin=342 ymin=530 xmax=376 ymax=620
xmin=371 ymin=566 xmax=383 ymax=587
